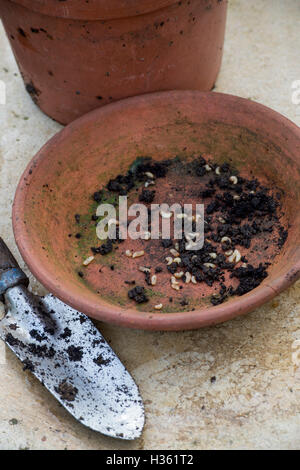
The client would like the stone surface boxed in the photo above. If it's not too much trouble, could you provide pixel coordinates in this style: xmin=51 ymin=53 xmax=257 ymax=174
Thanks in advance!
xmin=0 ymin=0 xmax=299 ymax=450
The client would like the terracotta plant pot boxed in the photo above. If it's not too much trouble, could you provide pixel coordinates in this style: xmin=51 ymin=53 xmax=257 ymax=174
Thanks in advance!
xmin=13 ymin=91 xmax=300 ymax=331
xmin=0 ymin=0 xmax=228 ymax=124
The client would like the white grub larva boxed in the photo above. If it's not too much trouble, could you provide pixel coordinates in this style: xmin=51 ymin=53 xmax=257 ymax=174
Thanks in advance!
xmin=228 ymin=252 xmax=236 ymax=263
xmin=160 ymin=210 xmax=172 ymax=219
xmin=145 ymin=180 xmax=155 ymax=188
xmin=218 ymin=217 xmax=226 ymax=224
xmin=139 ymin=266 xmax=150 ymax=273
xmin=241 ymin=263 xmax=247 ymax=268
xmin=185 ymin=272 xmax=192 ymax=284
xmin=233 ymin=195 xmax=240 ymax=200
xmin=125 ymin=250 xmax=132 ymax=257
xmin=173 ymin=257 xmax=181 ymax=264
xmin=154 ymin=303 xmax=163 ymax=310
xmin=205 ymin=164 xmax=212 ymax=172
xmin=215 ymin=166 xmax=221 ymax=175
xmin=209 ymin=253 xmax=217 ymax=259
xmin=225 ymin=250 xmax=233 ymax=257
xmin=191 ymin=275 xmax=197 ymax=284
xmin=229 ymin=175 xmax=238 ymax=185
xmin=221 ymin=236 xmax=231 ymax=244
xmin=132 ymin=250 xmax=145 ymax=259
xmin=171 ymin=276 xmax=179 ymax=285
xmin=171 ymin=284 xmax=180 ymax=291
xmin=165 ymin=256 xmax=173 ymax=265
xmin=170 ymin=248 xmax=179 ymax=257
xmin=228 ymin=249 xmax=241 ymax=264
xmin=83 ymin=256 xmax=95 ymax=266
xmin=151 ymin=275 xmax=157 ymax=286
xmin=145 ymin=171 xmax=155 ymax=179
xmin=174 ymin=271 xmax=184 ymax=279
xmin=204 ymin=263 xmax=216 ymax=269
xmin=234 ymin=249 xmax=242 ymax=264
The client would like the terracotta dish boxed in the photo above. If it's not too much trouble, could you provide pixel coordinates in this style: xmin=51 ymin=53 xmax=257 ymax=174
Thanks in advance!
xmin=13 ymin=91 xmax=300 ymax=330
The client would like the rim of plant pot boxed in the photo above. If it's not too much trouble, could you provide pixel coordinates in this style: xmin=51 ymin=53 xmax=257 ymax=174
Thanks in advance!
xmin=8 ymin=0 xmax=179 ymax=20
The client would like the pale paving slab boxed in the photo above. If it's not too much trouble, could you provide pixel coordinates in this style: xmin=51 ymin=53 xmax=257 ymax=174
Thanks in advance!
xmin=0 ymin=0 xmax=299 ymax=450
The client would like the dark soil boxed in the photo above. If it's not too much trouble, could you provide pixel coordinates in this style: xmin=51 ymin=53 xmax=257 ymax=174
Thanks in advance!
xmin=77 ymin=155 xmax=288 ymax=310
xmin=66 ymin=345 xmax=83 ymax=362
xmin=29 ymin=329 xmax=47 ymax=343
xmin=128 ymin=286 xmax=149 ymax=304
xmin=27 ymin=344 xmax=55 ymax=359
xmin=59 ymin=327 xmax=72 ymax=340
xmin=22 ymin=359 xmax=35 ymax=372
xmin=139 ymin=189 xmax=156 ymax=203
xmin=55 ymin=380 xmax=78 ymax=402
xmin=93 ymin=355 xmax=111 ymax=367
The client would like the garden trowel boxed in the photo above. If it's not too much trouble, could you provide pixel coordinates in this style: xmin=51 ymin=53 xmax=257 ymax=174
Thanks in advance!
xmin=0 ymin=238 xmax=144 ymax=440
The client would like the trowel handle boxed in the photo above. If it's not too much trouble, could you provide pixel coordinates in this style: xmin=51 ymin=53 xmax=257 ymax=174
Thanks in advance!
xmin=0 ymin=238 xmax=29 ymax=295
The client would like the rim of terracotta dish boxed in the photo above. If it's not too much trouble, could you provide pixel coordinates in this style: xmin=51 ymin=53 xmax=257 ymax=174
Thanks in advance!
xmin=13 ymin=91 xmax=300 ymax=331
xmin=9 ymin=0 xmax=178 ymax=20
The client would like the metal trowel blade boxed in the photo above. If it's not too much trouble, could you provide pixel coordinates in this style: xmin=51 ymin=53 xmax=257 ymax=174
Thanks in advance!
xmin=0 ymin=286 xmax=144 ymax=440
